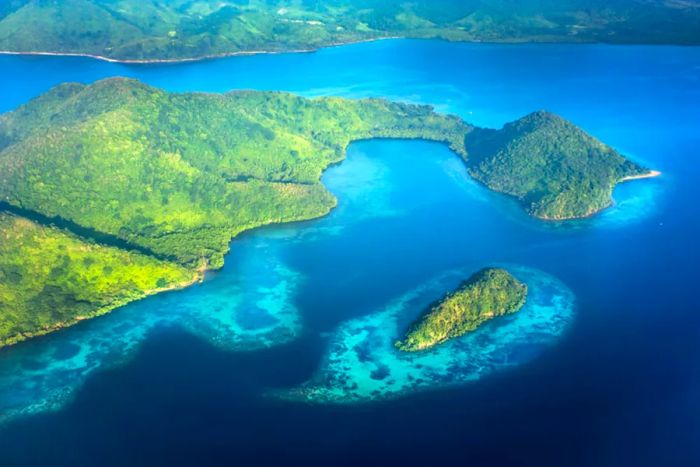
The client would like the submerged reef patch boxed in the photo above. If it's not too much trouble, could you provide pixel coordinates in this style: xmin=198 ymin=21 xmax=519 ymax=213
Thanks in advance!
xmin=277 ymin=265 xmax=574 ymax=403
xmin=0 ymin=240 xmax=302 ymax=424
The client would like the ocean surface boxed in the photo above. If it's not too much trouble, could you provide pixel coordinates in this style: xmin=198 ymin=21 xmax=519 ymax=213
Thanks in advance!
xmin=0 ymin=40 xmax=699 ymax=466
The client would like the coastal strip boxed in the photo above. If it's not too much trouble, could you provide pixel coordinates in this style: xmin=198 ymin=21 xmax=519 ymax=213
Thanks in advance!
xmin=6 ymin=267 xmax=205 ymax=348
xmin=0 ymin=37 xmax=401 ymax=64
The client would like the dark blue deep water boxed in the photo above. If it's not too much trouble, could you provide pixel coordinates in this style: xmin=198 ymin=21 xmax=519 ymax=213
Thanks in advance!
xmin=1 ymin=40 xmax=699 ymax=466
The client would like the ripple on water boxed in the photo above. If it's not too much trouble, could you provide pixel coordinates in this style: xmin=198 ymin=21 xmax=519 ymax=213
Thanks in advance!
xmin=0 ymin=242 xmax=303 ymax=424
xmin=276 ymin=265 xmax=575 ymax=403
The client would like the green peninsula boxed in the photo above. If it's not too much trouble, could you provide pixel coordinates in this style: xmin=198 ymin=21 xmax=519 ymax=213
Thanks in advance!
xmin=0 ymin=78 xmax=469 ymax=270
xmin=396 ymin=268 xmax=528 ymax=352
xmin=0 ymin=77 xmax=469 ymax=346
xmin=465 ymin=111 xmax=654 ymax=220
xmin=0 ymin=79 xmax=655 ymax=347
xmin=0 ymin=212 xmax=196 ymax=347
xmin=0 ymin=1 xmax=699 ymax=61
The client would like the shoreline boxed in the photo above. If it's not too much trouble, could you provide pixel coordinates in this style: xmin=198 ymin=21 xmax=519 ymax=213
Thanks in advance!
xmin=619 ymin=169 xmax=662 ymax=183
xmin=527 ymin=169 xmax=662 ymax=222
xmin=0 ymin=36 xmax=692 ymax=65
xmin=0 ymin=267 xmax=205 ymax=349
xmin=0 ymin=36 xmax=401 ymax=64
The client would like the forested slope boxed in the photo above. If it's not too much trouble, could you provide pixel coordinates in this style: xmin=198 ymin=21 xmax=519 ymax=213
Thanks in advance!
xmin=0 ymin=0 xmax=698 ymax=61
xmin=0 ymin=78 xmax=655 ymax=347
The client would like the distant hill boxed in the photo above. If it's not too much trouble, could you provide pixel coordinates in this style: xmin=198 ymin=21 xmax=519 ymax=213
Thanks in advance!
xmin=0 ymin=0 xmax=698 ymax=61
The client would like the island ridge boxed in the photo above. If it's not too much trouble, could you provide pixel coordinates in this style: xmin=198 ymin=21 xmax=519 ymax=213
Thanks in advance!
xmin=395 ymin=268 xmax=528 ymax=352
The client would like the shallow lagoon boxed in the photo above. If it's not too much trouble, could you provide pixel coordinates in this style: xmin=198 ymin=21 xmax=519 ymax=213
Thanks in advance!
xmin=1 ymin=41 xmax=699 ymax=466
xmin=281 ymin=265 xmax=574 ymax=403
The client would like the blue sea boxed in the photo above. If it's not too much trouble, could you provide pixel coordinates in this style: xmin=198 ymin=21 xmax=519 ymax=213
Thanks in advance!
xmin=1 ymin=40 xmax=699 ymax=466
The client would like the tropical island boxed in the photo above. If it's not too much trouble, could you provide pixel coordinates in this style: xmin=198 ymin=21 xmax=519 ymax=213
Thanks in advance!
xmin=395 ymin=268 xmax=528 ymax=352
xmin=0 ymin=0 xmax=699 ymax=62
xmin=0 ymin=78 xmax=655 ymax=347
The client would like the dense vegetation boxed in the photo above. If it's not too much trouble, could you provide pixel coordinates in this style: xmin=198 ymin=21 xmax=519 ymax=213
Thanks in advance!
xmin=465 ymin=111 xmax=651 ymax=220
xmin=0 ymin=1 xmax=698 ymax=60
xmin=0 ymin=212 xmax=195 ymax=347
xmin=396 ymin=268 xmax=528 ymax=352
xmin=0 ymin=79 xmax=653 ymax=347
xmin=0 ymin=78 xmax=470 ymax=269
xmin=0 ymin=78 xmax=470 ymax=346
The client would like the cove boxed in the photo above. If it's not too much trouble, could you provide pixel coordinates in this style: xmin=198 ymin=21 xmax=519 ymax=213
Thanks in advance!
xmin=1 ymin=40 xmax=699 ymax=466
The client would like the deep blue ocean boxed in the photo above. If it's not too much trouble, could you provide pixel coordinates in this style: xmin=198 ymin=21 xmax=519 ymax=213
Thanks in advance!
xmin=0 ymin=40 xmax=699 ymax=466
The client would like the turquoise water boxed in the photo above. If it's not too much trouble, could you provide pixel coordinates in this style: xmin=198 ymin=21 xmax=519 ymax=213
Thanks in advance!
xmin=280 ymin=264 xmax=574 ymax=403
xmin=0 ymin=142 xmax=578 ymax=422
xmin=0 ymin=233 xmax=304 ymax=421
xmin=1 ymin=40 xmax=699 ymax=466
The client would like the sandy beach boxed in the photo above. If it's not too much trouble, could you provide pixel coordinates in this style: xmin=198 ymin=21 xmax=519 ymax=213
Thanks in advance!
xmin=620 ymin=169 xmax=662 ymax=183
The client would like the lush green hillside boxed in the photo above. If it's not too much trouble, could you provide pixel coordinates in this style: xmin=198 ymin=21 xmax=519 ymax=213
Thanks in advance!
xmin=396 ymin=268 xmax=528 ymax=352
xmin=0 ymin=78 xmax=472 ymax=347
xmin=0 ymin=212 xmax=196 ymax=347
xmin=0 ymin=79 xmax=655 ymax=347
xmin=0 ymin=78 xmax=470 ymax=269
xmin=465 ymin=111 xmax=652 ymax=220
xmin=0 ymin=0 xmax=698 ymax=60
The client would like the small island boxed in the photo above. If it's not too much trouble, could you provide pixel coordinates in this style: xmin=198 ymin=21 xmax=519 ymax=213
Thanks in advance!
xmin=396 ymin=268 xmax=528 ymax=352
